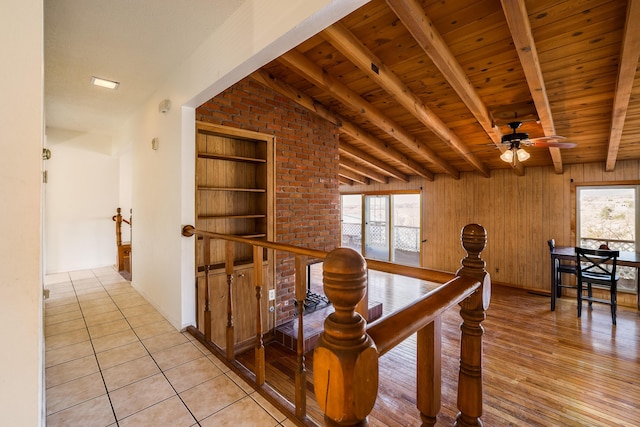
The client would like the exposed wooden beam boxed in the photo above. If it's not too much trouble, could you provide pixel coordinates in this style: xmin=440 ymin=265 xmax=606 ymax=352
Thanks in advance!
xmin=385 ymin=0 xmax=524 ymax=177
xmin=339 ymin=120 xmax=434 ymax=181
xmin=385 ymin=0 xmax=498 ymax=142
xmin=251 ymin=70 xmax=434 ymax=180
xmin=500 ymin=0 xmax=564 ymax=174
xmin=322 ymin=22 xmax=490 ymax=178
xmin=340 ymin=156 xmax=389 ymax=184
xmin=278 ymin=50 xmax=459 ymax=179
xmin=340 ymin=142 xmax=409 ymax=183
xmin=606 ymin=0 xmax=640 ymax=172
xmin=339 ymin=176 xmax=355 ymax=186
xmin=339 ymin=167 xmax=368 ymax=185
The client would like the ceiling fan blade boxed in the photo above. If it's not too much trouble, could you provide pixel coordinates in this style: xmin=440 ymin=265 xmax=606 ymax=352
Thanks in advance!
xmin=520 ymin=135 xmax=576 ymax=148
xmin=529 ymin=135 xmax=566 ymax=142
xmin=528 ymin=140 xmax=577 ymax=148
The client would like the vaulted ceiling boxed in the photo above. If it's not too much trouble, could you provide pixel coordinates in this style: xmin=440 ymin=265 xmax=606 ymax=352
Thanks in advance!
xmin=255 ymin=0 xmax=640 ymax=184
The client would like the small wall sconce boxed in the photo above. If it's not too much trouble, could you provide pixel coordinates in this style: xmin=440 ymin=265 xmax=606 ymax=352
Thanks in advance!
xmin=152 ymin=137 xmax=159 ymax=150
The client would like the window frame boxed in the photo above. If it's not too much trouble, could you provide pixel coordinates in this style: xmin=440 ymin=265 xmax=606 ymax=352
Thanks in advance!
xmin=341 ymin=190 xmax=422 ymax=266
xmin=573 ymin=181 xmax=639 ymax=294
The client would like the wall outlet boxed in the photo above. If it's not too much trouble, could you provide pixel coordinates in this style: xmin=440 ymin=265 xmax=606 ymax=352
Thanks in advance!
xmin=268 ymin=289 xmax=276 ymax=301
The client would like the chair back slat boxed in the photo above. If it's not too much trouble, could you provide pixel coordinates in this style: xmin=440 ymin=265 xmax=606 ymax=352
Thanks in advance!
xmin=574 ymin=247 xmax=619 ymax=325
xmin=575 ymin=247 xmax=619 ymax=279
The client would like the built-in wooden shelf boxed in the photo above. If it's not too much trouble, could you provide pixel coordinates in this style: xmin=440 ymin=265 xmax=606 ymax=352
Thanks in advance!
xmin=197 ymin=152 xmax=267 ymax=163
xmin=197 ymin=214 xmax=266 ymax=220
xmin=196 ymin=233 xmax=266 ymax=240
xmin=197 ymin=186 xmax=266 ymax=193
xmin=195 ymin=121 xmax=275 ymax=350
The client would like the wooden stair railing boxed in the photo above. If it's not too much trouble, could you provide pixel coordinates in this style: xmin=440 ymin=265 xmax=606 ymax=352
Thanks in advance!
xmin=181 ymin=223 xmax=490 ymax=426
xmin=112 ymin=207 xmax=132 ymax=274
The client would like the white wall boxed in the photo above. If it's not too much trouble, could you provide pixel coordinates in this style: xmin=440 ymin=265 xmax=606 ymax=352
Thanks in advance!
xmin=119 ymin=0 xmax=370 ymax=329
xmin=117 ymin=148 xmax=133 ymax=243
xmin=0 ymin=0 xmax=44 ymax=424
xmin=45 ymin=129 xmax=119 ymax=273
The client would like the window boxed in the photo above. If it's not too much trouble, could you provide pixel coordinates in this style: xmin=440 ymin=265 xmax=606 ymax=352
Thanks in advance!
xmin=341 ymin=193 xmax=421 ymax=266
xmin=577 ymin=185 xmax=638 ymax=293
xmin=392 ymin=194 xmax=421 ymax=266
xmin=341 ymin=194 xmax=362 ymax=252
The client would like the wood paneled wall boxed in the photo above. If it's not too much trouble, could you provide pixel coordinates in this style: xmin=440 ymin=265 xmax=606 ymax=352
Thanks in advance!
xmin=344 ymin=160 xmax=640 ymax=305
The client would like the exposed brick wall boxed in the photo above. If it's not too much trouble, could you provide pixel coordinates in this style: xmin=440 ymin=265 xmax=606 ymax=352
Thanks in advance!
xmin=196 ymin=76 xmax=341 ymax=323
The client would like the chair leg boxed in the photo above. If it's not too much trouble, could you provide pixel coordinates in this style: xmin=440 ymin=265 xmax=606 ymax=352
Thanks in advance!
xmin=587 ymin=283 xmax=593 ymax=309
xmin=611 ymin=285 xmax=617 ymax=325
xmin=577 ymin=280 xmax=582 ymax=318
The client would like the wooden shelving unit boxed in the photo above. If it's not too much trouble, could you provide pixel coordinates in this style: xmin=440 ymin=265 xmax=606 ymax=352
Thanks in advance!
xmin=194 ymin=121 xmax=275 ymax=350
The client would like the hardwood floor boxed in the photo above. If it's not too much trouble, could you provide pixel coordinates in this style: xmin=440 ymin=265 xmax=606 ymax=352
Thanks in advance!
xmin=238 ymin=267 xmax=640 ymax=426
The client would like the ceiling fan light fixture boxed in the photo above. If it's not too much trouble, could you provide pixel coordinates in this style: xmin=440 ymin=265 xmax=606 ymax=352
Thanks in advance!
xmin=500 ymin=149 xmax=514 ymax=163
xmin=516 ymin=148 xmax=530 ymax=162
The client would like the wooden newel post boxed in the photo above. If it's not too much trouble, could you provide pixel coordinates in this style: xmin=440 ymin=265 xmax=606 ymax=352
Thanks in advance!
xmin=454 ymin=224 xmax=491 ymax=427
xmin=314 ymin=248 xmax=379 ymax=427
xmin=115 ymin=208 xmax=123 ymax=246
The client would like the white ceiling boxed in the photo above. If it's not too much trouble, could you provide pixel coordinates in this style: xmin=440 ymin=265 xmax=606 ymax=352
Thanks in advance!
xmin=44 ymin=0 xmax=246 ymax=135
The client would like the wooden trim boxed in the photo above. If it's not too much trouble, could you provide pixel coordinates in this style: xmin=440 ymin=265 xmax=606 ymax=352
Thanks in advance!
xmin=197 ymin=152 xmax=267 ymax=163
xmin=196 ymin=120 xmax=274 ymax=143
xmin=197 ymin=187 xmax=266 ymax=192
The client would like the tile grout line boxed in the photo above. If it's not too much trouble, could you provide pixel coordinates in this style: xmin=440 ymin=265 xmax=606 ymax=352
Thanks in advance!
xmin=47 ymin=271 xmax=119 ymax=425
xmin=98 ymin=272 xmax=205 ymax=426
xmin=66 ymin=271 xmax=121 ymax=426
xmin=48 ymin=269 xmax=287 ymax=426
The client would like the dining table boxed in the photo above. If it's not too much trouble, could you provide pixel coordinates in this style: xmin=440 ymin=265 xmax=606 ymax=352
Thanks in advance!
xmin=550 ymin=246 xmax=640 ymax=310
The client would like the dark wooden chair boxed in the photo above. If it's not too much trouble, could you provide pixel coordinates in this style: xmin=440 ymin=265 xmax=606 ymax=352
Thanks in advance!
xmin=575 ymin=247 xmax=619 ymax=325
xmin=548 ymin=239 xmax=577 ymax=310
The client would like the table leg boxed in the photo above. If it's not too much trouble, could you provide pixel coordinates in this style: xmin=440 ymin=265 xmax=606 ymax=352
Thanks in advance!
xmin=550 ymin=257 xmax=557 ymax=311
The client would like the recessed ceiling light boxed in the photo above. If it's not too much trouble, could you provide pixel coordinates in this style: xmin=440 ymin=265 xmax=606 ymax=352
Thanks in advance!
xmin=90 ymin=76 xmax=119 ymax=90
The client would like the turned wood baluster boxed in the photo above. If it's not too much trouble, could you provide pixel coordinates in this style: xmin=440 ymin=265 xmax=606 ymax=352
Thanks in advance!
xmin=294 ymin=255 xmax=308 ymax=418
xmin=253 ymin=245 xmax=265 ymax=385
xmin=203 ymin=237 xmax=212 ymax=342
xmin=314 ymin=248 xmax=378 ymax=427
xmin=417 ymin=317 xmax=441 ymax=427
xmin=454 ymin=224 xmax=490 ymax=427
xmin=225 ymin=240 xmax=235 ymax=361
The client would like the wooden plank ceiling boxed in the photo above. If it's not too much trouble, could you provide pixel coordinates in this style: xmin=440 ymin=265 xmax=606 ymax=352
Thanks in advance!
xmin=252 ymin=0 xmax=640 ymax=184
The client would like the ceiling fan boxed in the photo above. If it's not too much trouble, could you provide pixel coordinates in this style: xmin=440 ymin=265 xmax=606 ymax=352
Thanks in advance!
xmin=498 ymin=121 xmax=576 ymax=164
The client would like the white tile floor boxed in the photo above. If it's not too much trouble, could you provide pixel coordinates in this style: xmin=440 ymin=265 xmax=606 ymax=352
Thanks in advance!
xmin=44 ymin=267 xmax=297 ymax=426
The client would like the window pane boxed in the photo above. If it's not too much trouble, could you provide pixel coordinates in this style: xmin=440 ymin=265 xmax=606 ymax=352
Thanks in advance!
xmin=578 ymin=187 xmax=636 ymax=292
xmin=392 ymin=194 xmax=421 ymax=266
xmin=341 ymin=195 xmax=362 ymax=251
xmin=365 ymin=195 xmax=389 ymax=261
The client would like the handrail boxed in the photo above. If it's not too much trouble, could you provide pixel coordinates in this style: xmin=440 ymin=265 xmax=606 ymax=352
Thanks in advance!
xmin=182 ymin=223 xmax=490 ymax=427
xmin=368 ymin=274 xmax=482 ymax=356
xmin=182 ymin=224 xmax=454 ymax=282
xmin=182 ymin=225 xmax=327 ymax=260
xmin=112 ymin=215 xmax=131 ymax=225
